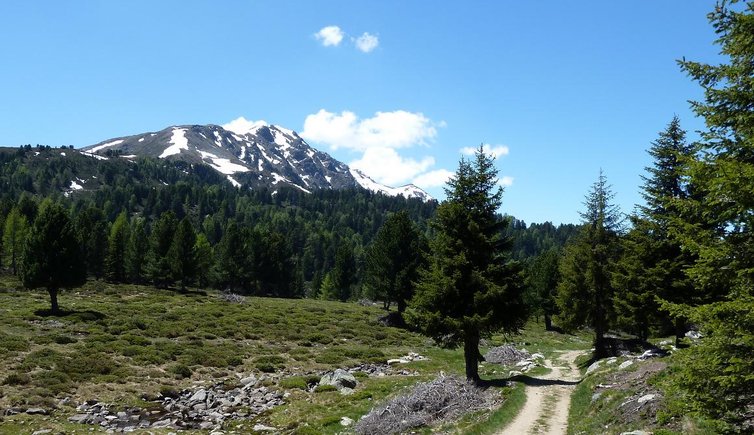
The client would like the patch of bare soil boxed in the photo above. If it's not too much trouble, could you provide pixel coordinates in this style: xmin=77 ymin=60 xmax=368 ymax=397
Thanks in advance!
xmin=498 ymin=350 xmax=583 ymax=435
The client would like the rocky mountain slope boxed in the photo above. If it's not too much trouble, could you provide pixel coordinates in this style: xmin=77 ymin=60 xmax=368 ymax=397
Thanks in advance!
xmin=83 ymin=123 xmax=431 ymax=200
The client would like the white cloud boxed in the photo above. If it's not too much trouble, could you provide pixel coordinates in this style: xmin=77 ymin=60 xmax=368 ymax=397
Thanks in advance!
xmin=301 ymin=109 xmax=439 ymax=151
xmin=350 ymin=147 xmax=434 ymax=186
xmin=413 ymin=169 xmax=454 ymax=188
xmin=354 ymin=32 xmax=379 ymax=53
xmin=460 ymin=143 xmax=510 ymax=158
xmin=222 ymin=116 xmax=267 ymax=135
xmin=315 ymin=25 xmax=344 ymax=47
xmin=499 ymin=176 xmax=514 ymax=187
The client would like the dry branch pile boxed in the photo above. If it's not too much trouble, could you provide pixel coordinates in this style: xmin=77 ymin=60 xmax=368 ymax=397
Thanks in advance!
xmin=484 ymin=345 xmax=530 ymax=366
xmin=354 ymin=374 xmax=495 ymax=435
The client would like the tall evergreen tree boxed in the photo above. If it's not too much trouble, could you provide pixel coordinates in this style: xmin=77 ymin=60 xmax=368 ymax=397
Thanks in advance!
xmin=19 ymin=200 xmax=86 ymax=314
xmin=613 ymin=118 xmax=697 ymax=342
xmin=364 ymin=211 xmax=426 ymax=312
xmin=3 ymin=207 xmax=28 ymax=275
xmin=526 ymin=248 xmax=560 ymax=331
xmin=126 ymin=218 xmax=148 ymax=283
xmin=106 ymin=211 xmax=130 ymax=282
xmin=169 ymin=217 xmax=197 ymax=291
xmin=193 ymin=233 xmax=213 ymax=289
xmin=557 ymin=170 xmax=622 ymax=358
xmin=75 ymin=207 xmax=108 ymax=280
xmin=410 ymin=146 xmax=526 ymax=383
xmin=214 ymin=222 xmax=249 ymax=292
xmin=667 ymin=1 xmax=754 ymax=427
xmin=146 ymin=211 xmax=177 ymax=288
xmin=323 ymin=243 xmax=357 ymax=301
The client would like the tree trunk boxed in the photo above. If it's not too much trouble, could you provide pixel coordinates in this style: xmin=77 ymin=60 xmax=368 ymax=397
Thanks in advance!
xmin=48 ymin=288 xmax=59 ymax=315
xmin=594 ymin=321 xmax=607 ymax=359
xmin=544 ymin=314 xmax=553 ymax=331
xmin=397 ymin=299 xmax=406 ymax=313
xmin=674 ymin=317 xmax=686 ymax=347
xmin=463 ymin=330 xmax=481 ymax=384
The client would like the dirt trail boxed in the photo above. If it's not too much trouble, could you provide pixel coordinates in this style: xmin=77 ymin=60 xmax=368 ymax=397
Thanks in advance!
xmin=497 ymin=350 xmax=583 ymax=435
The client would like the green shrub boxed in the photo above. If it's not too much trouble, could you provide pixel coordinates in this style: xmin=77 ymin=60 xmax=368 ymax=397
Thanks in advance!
xmin=0 ymin=332 xmax=29 ymax=352
xmin=314 ymin=384 xmax=337 ymax=393
xmin=170 ymin=363 xmax=192 ymax=379
xmin=53 ymin=334 xmax=78 ymax=344
xmin=2 ymin=373 xmax=31 ymax=385
xmin=279 ymin=376 xmax=308 ymax=390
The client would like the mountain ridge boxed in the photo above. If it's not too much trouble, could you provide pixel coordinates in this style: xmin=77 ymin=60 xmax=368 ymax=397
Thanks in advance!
xmin=82 ymin=123 xmax=432 ymax=201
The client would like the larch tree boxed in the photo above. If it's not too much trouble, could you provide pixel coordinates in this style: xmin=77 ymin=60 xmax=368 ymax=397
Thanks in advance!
xmin=19 ymin=200 xmax=86 ymax=314
xmin=557 ymin=170 xmax=623 ymax=359
xmin=410 ymin=146 xmax=526 ymax=383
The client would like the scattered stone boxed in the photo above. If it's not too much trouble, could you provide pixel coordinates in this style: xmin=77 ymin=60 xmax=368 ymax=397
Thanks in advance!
xmin=530 ymin=352 xmax=545 ymax=360
xmin=638 ymin=349 xmax=668 ymax=360
xmin=606 ymin=357 xmax=618 ymax=365
xmin=239 ymin=375 xmax=257 ymax=386
xmin=252 ymin=423 xmax=278 ymax=432
xmin=25 ymin=408 xmax=49 ymax=415
xmin=387 ymin=352 xmax=427 ymax=364
xmin=591 ymin=392 xmax=602 ymax=403
xmin=341 ymin=416 xmax=354 ymax=426
xmin=68 ymin=379 xmax=284 ymax=431
xmin=685 ymin=330 xmax=702 ymax=339
xmin=637 ymin=394 xmax=656 ymax=405
xmin=620 ymin=431 xmax=651 ymax=435
xmin=586 ymin=360 xmax=602 ymax=375
xmin=618 ymin=360 xmax=634 ymax=370
xmin=32 ymin=430 xmax=52 ymax=435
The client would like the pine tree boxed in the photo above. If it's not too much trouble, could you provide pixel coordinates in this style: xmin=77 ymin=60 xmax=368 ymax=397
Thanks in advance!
xmin=214 ymin=222 xmax=249 ymax=292
xmin=3 ymin=207 xmax=29 ymax=275
xmin=19 ymin=200 xmax=86 ymax=314
xmin=169 ymin=217 xmax=197 ymax=291
xmin=323 ymin=243 xmax=357 ymax=301
xmin=410 ymin=146 xmax=526 ymax=383
xmin=364 ymin=211 xmax=426 ymax=312
xmin=557 ymin=170 xmax=622 ymax=358
xmin=106 ymin=211 xmax=130 ymax=282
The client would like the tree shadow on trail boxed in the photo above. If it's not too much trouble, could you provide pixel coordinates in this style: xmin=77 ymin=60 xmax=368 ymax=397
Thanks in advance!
xmin=34 ymin=308 xmax=106 ymax=321
xmin=479 ymin=376 xmax=581 ymax=389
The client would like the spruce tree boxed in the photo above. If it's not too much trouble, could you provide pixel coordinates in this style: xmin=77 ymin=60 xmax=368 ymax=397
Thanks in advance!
xmin=526 ymin=248 xmax=560 ymax=331
xmin=146 ymin=211 xmax=177 ymax=288
xmin=214 ymin=222 xmax=249 ymax=292
xmin=106 ymin=211 xmax=130 ymax=283
xmin=126 ymin=218 xmax=148 ymax=283
xmin=75 ymin=207 xmax=108 ymax=280
xmin=169 ymin=217 xmax=197 ymax=291
xmin=19 ymin=200 xmax=86 ymax=314
xmin=667 ymin=1 xmax=754 ymax=426
xmin=410 ymin=146 xmax=526 ymax=383
xmin=556 ymin=170 xmax=622 ymax=358
xmin=364 ymin=211 xmax=426 ymax=312
xmin=194 ymin=233 xmax=213 ymax=288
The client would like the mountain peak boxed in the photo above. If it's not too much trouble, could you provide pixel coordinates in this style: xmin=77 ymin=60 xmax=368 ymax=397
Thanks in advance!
xmin=82 ymin=122 xmax=432 ymax=201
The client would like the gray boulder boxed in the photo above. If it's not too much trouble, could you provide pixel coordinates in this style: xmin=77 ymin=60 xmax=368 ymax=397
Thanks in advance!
xmin=320 ymin=369 xmax=358 ymax=392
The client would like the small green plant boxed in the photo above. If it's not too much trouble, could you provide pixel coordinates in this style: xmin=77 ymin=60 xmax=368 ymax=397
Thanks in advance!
xmin=314 ymin=384 xmax=337 ymax=393
xmin=169 ymin=363 xmax=192 ymax=379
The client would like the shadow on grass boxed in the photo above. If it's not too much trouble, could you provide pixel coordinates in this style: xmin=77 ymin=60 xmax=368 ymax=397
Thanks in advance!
xmin=479 ymin=376 xmax=581 ymax=388
xmin=34 ymin=308 xmax=106 ymax=321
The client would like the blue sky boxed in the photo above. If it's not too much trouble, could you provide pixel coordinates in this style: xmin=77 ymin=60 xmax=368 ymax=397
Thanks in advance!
xmin=0 ymin=1 xmax=722 ymax=224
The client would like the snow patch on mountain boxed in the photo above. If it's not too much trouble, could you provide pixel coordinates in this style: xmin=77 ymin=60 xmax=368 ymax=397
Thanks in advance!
xmin=90 ymin=139 xmax=124 ymax=153
xmin=159 ymin=128 xmax=189 ymax=158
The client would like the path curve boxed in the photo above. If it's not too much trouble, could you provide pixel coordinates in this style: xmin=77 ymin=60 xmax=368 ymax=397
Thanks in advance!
xmin=497 ymin=350 xmax=583 ymax=435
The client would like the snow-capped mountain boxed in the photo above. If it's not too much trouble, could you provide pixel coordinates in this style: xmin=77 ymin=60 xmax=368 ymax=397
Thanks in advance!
xmin=83 ymin=123 xmax=432 ymax=201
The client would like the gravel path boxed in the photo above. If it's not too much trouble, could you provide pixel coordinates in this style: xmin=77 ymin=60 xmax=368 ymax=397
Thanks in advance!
xmin=498 ymin=350 xmax=583 ymax=435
